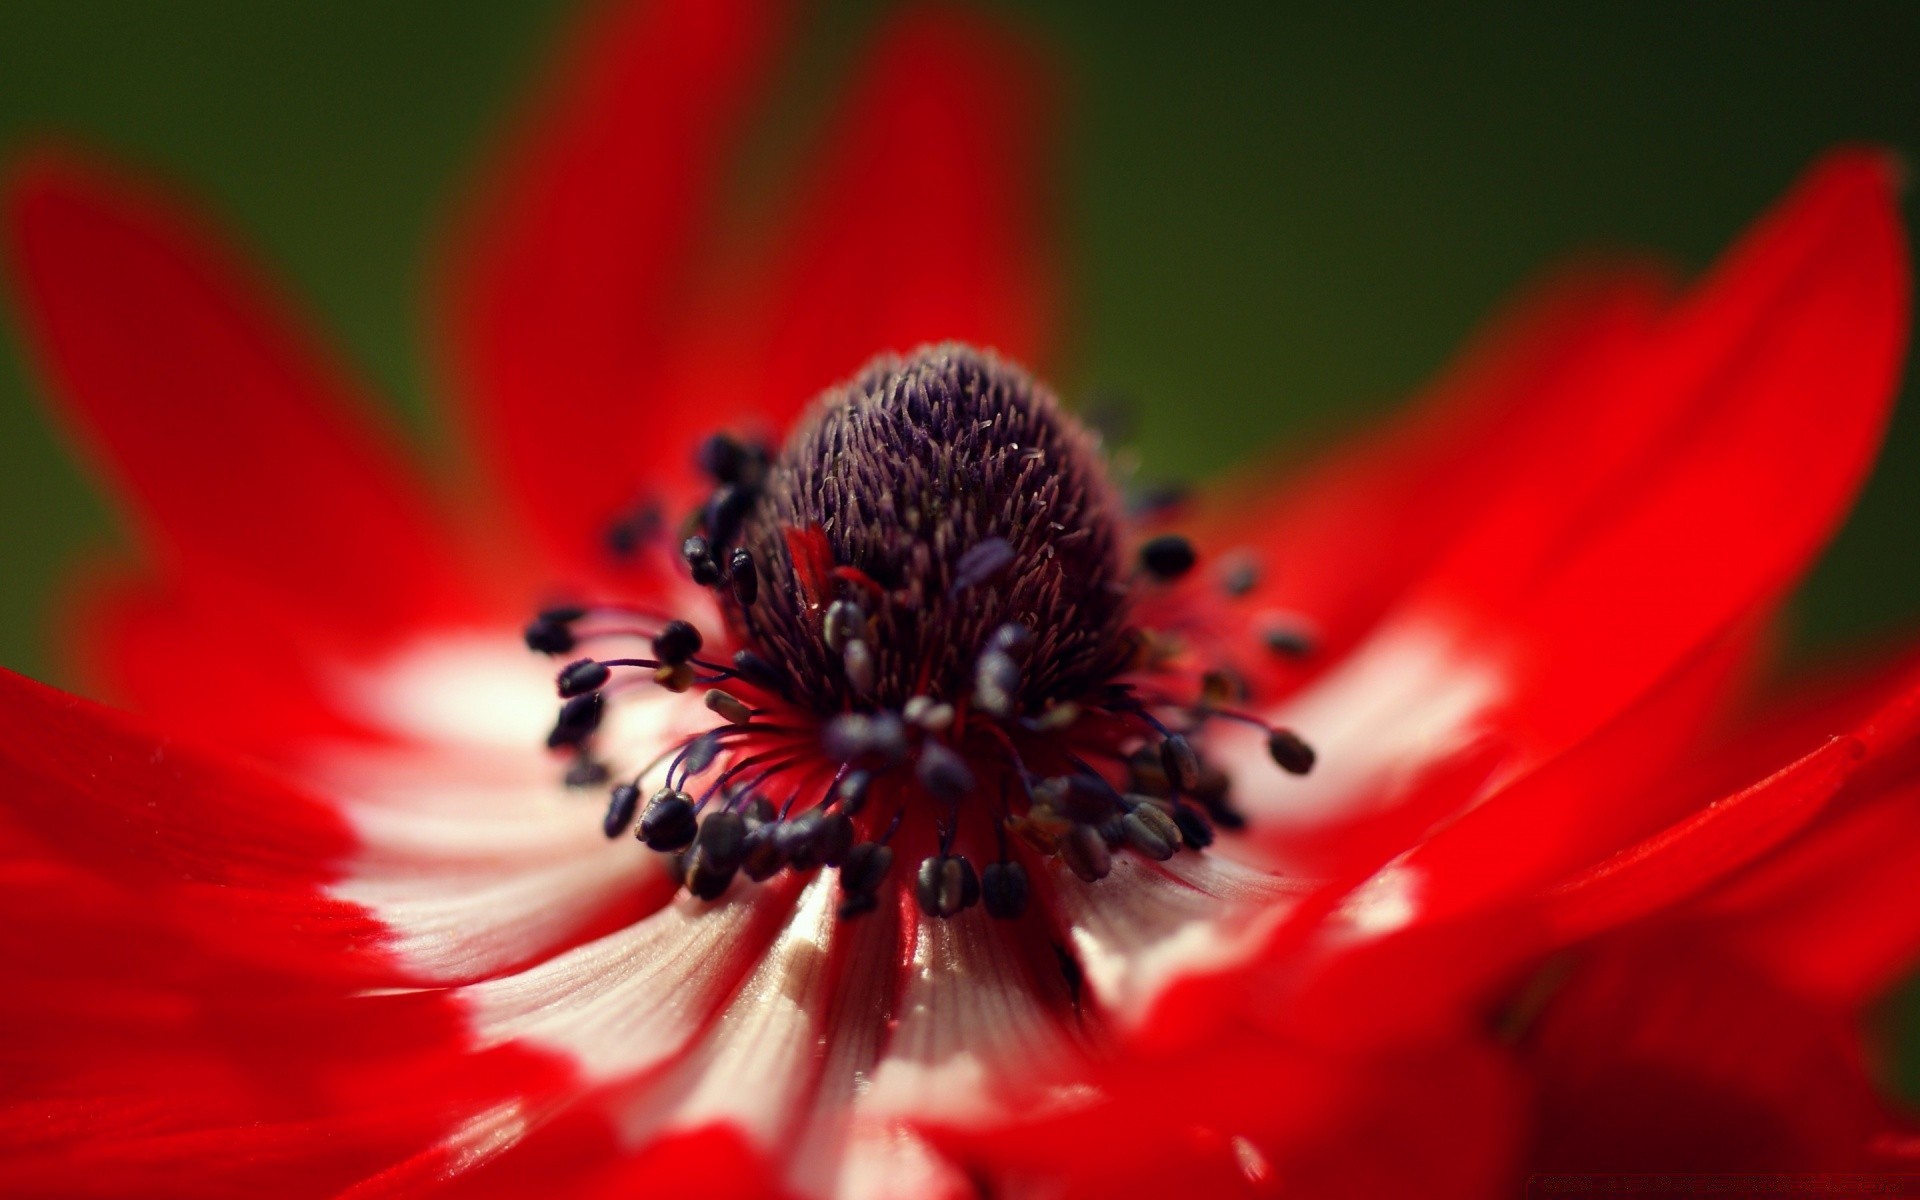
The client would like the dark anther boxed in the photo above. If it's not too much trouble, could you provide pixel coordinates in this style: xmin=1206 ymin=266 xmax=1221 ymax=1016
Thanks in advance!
xmin=837 ymin=769 xmax=873 ymax=815
xmin=814 ymin=812 xmax=856 ymax=867
xmin=842 ymin=639 xmax=876 ymax=693
xmin=1203 ymin=794 xmax=1249 ymax=831
xmin=696 ymin=432 xmax=752 ymax=484
xmin=1172 ymin=806 xmax=1215 ymax=850
xmin=557 ymin=658 xmax=611 ymax=697
xmin=904 ymin=695 xmax=955 ymax=731
xmin=1267 ymin=729 xmax=1317 ymax=775
xmin=565 ymin=757 xmax=610 ymax=788
xmin=1199 ymin=669 xmax=1242 ymax=710
xmin=603 ymin=783 xmax=641 ymax=839
xmin=682 ymin=535 xmax=721 ymax=586
xmin=704 ymin=484 xmax=755 ymax=545
xmin=1160 ymin=733 xmax=1202 ymax=792
xmin=981 ymin=860 xmax=1029 ymax=920
xmin=823 ymin=600 xmax=868 ymax=653
xmin=704 ymin=689 xmax=752 ymax=726
xmin=916 ymin=854 xmax=981 ymax=918
xmin=840 ymin=841 xmax=894 ymax=895
xmin=740 ymin=821 xmax=788 ymax=882
xmin=686 ymin=811 xmax=748 ymax=900
xmin=1055 ymin=774 xmax=1119 ymax=824
xmin=1220 ymin=554 xmax=1260 ymax=597
xmin=604 ymin=504 xmax=662 ymax=559
xmin=728 ymin=548 xmax=759 ymax=606
xmin=822 ymin=712 xmax=909 ymax=764
xmin=950 ymin=537 xmax=1016 ymax=594
xmin=524 ymin=618 xmax=575 ymax=656
xmin=1138 ymin=533 xmax=1198 ymax=581
xmin=837 ymin=892 xmax=879 ymax=919
xmin=777 ymin=811 xmax=830 ymax=872
xmin=1125 ymin=746 xmax=1170 ymax=796
xmin=1261 ymin=624 xmax=1316 ymax=659
xmin=732 ymin=649 xmax=785 ymax=692
xmin=1097 ymin=814 xmax=1127 ymax=849
xmin=1121 ymin=804 xmax=1181 ymax=861
xmin=972 ymin=648 xmax=1021 ymax=718
xmin=916 ymin=742 xmax=976 ymax=803
xmin=538 ymin=604 xmax=588 ymax=625
xmin=638 ymin=789 xmax=698 ymax=851
xmin=680 ymin=732 xmax=721 ymax=778
xmin=546 ymin=692 xmax=605 ymax=748
xmin=988 ymin=622 xmax=1035 ymax=662
xmin=652 ymin=619 xmax=703 ymax=666
xmin=1060 ymin=823 xmax=1113 ymax=883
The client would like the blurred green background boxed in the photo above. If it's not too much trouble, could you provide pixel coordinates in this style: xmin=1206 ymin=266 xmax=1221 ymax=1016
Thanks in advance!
xmin=2 ymin=0 xmax=1917 ymax=686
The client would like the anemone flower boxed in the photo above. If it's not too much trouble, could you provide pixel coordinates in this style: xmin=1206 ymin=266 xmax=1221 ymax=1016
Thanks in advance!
xmin=1 ymin=2 xmax=1914 ymax=1197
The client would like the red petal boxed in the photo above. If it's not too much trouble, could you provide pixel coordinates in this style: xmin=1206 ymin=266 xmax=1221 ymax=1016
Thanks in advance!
xmin=439 ymin=0 xmax=792 ymax=567
xmin=0 ymin=666 xmax=383 ymax=977
xmin=1522 ymin=940 xmax=1905 ymax=1173
xmin=936 ymin=1025 xmax=1524 ymax=1200
xmin=0 ymin=670 xmax=563 ymax=1196
xmin=1715 ymin=778 xmax=1920 ymax=1006
xmin=733 ymin=7 xmax=1061 ymax=424
xmin=1538 ymin=660 xmax=1920 ymax=992
xmin=6 ymin=154 xmax=476 ymax=647
xmin=1197 ymin=265 xmax=1671 ymax=679
xmin=1425 ymin=150 xmax=1909 ymax=755
xmin=58 ymin=565 xmax=384 ymax=749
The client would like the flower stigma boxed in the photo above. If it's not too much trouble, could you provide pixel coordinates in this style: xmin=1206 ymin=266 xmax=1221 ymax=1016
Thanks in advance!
xmin=526 ymin=343 xmax=1315 ymax=922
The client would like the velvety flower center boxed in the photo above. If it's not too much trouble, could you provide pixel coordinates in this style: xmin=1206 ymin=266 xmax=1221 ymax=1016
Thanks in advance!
xmin=742 ymin=346 xmax=1131 ymax=715
xmin=526 ymin=343 xmax=1315 ymax=924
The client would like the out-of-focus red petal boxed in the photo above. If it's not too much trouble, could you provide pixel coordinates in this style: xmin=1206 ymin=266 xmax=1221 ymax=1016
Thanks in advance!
xmin=1719 ymin=782 xmax=1920 ymax=1006
xmin=0 ymin=666 xmax=383 ymax=977
xmin=1196 ymin=265 xmax=1671 ymax=680
xmin=58 ymin=565 xmax=384 ymax=749
xmin=439 ymin=0 xmax=791 ymax=568
xmin=1537 ymin=736 xmax=1862 ymax=944
xmin=936 ymin=1025 xmax=1524 ymax=1200
xmin=723 ymin=6 xmax=1061 ymax=431
xmin=5 ymin=154 xmax=478 ymax=648
xmin=1429 ymin=150 xmax=1909 ymax=755
xmin=0 ymin=669 xmax=566 ymax=1197
xmin=1522 ymin=939 xmax=1906 ymax=1173
xmin=1491 ymin=659 xmax=1920 ymax=992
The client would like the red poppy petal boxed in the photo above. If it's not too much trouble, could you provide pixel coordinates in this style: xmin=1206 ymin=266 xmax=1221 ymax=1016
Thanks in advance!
xmin=0 ymin=670 xmax=567 ymax=1197
xmin=1537 ymin=734 xmax=1864 ymax=944
xmin=1523 ymin=940 xmax=1904 ymax=1173
xmin=58 ymin=565 xmax=383 ymax=747
xmin=935 ymin=1028 xmax=1524 ymax=1200
xmin=607 ymin=6 xmax=1062 ymax=521
xmin=439 ymin=0 xmax=792 ymax=566
xmin=739 ymin=6 xmax=1061 ymax=427
xmin=5 ymin=154 xmax=476 ymax=647
xmin=1718 ymin=782 xmax=1920 ymax=1007
xmin=1196 ymin=265 xmax=1671 ymax=677
xmin=1425 ymin=149 xmax=1909 ymax=755
xmin=0 ymin=666 xmax=387 ymax=977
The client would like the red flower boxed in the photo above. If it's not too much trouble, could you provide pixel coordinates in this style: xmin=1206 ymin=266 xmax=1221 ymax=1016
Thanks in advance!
xmin=1 ymin=2 xmax=1913 ymax=1197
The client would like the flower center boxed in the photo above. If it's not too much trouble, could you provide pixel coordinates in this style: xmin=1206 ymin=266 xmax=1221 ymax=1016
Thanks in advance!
xmin=740 ymin=345 xmax=1130 ymax=715
xmin=525 ymin=343 xmax=1316 ymax=923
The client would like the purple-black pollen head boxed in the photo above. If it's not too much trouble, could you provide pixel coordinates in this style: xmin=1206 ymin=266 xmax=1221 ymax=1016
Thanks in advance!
xmin=739 ymin=344 xmax=1131 ymax=714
